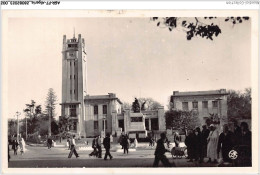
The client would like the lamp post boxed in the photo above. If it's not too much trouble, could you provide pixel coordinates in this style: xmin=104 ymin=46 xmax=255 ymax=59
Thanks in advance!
xmin=48 ymin=104 xmax=52 ymax=137
xmin=103 ymin=116 xmax=106 ymax=137
xmin=16 ymin=111 xmax=21 ymax=141
xmin=25 ymin=113 xmax=27 ymax=141
xmin=216 ymin=98 xmax=223 ymax=127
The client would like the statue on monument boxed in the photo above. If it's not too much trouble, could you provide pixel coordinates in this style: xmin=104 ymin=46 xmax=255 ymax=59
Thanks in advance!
xmin=132 ymin=98 xmax=140 ymax=113
xmin=141 ymin=101 xmax=148 ymax=111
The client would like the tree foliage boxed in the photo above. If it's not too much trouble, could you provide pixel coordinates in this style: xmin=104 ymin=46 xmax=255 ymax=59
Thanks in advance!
xmin=51 ymin=121 xmax=59 ymax=135
xmin=152 ymin=16 xmax=249 ymax=41
xmin=22 ymin=100 xmax=43 ymax=135
xmin=8 ymin=119 xmax=17 ymax=136
xmin=138 ymin=97 xmax=162 ymax=110
xmin=227 ymin=88 xmax=251 ymax=122
xmin=165 ymin=109 xmax=200 ymax=130
xmin=45 ymin=88 xmax=58 ymax=119
xmin=205 ymin=113 xmax=220 ymax=126
xmin=122 ymin=102 xmax=131 ymax=110
xmin=58 ymin=115 xmax=74 ymax=135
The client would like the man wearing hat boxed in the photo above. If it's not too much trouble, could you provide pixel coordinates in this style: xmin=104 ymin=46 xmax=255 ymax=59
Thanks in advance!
xmin=207 ymin=124 xmax=219 ymax=163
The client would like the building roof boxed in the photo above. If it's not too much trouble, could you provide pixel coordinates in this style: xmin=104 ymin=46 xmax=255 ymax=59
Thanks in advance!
xmin=172 ymin=89 xmax=229 ymax=97
xmin=84 ymin=93 xmax=123 ymax=104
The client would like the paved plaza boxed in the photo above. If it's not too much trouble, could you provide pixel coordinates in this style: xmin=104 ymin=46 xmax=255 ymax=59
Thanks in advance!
xmin=8 ymin=144 xmax=219 ymax=168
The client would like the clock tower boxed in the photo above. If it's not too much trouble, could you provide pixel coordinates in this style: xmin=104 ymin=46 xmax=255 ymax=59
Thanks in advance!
xmin=61 ymin=33 xmax=87 ymax=137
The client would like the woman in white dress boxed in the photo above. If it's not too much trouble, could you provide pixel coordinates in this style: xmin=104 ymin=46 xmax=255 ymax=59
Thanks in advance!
xmin=207 ymin=124 xmax=219 ymax=163
xmin=19 ymin=137 xmax=26 ymax=155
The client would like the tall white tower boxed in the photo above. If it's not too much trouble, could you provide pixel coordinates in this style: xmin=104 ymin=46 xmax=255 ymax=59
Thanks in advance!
xmin=61 ymin=33 xmax=87 ymax=137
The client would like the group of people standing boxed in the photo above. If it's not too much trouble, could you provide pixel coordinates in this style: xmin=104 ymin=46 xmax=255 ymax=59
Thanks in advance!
xmin=120 ymin=134 xmax=130 ymax=154
xmin=8 ymin=134 xmax=26 ymax=161
xmin=12 ymin=135 xmax=25 ymax=155
xmin=184 ymin=122 xmax=251 ymax=165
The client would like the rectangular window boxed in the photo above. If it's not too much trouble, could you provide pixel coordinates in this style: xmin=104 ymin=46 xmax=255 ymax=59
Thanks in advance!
xmin=70 ymin=75 xmax=72 ymax=79
xmin=70 ymin=90 xmax=72 ymax=94
xmin=74 ymin=62 xmax=76 ymax=66
xmin=130 ymin=117 xmax=143 ymax=122
xmin=74 ymin=75 xmax=76 ymax=79
xmin=192 ymin=101 xmax=198 ymax=109
xmin=102 ymin=120 xmax=108 ymax=130
xmin=103 ymin=105 xmax=107 ymax=114
xmin=182 ymin=102 xmax=189 ymax=111
xmin=94 ymin=105 xmax=98 ymax=115
xmin=69 ymin=105 xmax=76 ymax=108
xmin=202 ymin=101 xmax=208 ymax=108
xmin=74 ymin=90 xmax=75 ymax=94
xmin=69 ymin=105 xmax=76 ymax=117
xmin=70 ymin=62 xmax=71 ymax=66
xmin=94 ymin=121 xmax=98 ymax=129
xmin=212 ymin=101 xmax=218 ymax=108
xmin=151 ymin=118 xmax=159 ymax=130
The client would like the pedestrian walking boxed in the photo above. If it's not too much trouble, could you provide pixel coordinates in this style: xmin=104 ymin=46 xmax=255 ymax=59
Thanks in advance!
xmin=122 ymin=135 xmax=130 ymax=154
xmin=103 ymin=133 xmax=113 ymax=160
xmin=68 ymin=135 xmax=79 ymax=158
xmin=89 ymin=137 xmax=98 ymax=157
xmin=47 ymin=137 xmax=53 ymax=149
xmin=201 ymin=125 xmax=210 ymax=160
xmin=207 ymin=124 xmax=219 ymax=163
xmin=217 ymin=124 xmax=234 ymax=163
xmin=19 ymin=137 xmax=25 ymax=155
xmin=12 ymin=139 xmax=19 ymax=155
xmin=153 ymin=133 xmax=173 ymax=167
xmin=96 ymin=135 xmax=102 ymax=158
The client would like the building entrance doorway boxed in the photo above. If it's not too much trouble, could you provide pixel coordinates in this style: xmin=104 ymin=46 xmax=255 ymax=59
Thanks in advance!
xmin=118 ymin=119 xmax=124 ymax=131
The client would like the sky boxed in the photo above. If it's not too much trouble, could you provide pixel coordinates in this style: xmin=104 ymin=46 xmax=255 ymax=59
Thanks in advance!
xmin=6 ymin=17 xmax=251 ymax=120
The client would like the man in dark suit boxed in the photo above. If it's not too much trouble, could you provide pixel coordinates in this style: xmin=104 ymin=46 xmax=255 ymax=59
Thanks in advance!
xmin=103 ymin=133 xmax=113 ymax=160
xmin=153 ymin=133 xmax=173 ymax=167
xmin=217 ymin=124 xmax=234 ymax=163
xmin=201 ymin=125 xmax=210 ymax=159
xmin=194 ymin=127 xmax=203 ymax=163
